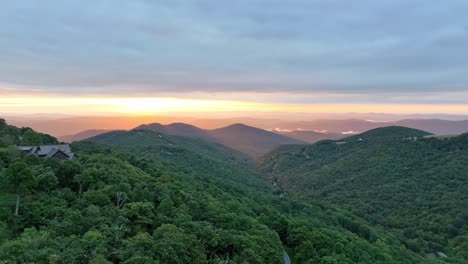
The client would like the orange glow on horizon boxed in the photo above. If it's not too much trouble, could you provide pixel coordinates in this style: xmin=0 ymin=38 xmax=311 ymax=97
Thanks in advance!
xmin=1 ymin=95 xmax=468 ymax=115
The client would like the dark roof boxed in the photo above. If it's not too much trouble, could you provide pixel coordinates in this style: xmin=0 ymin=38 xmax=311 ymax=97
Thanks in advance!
xmin=17 ymin=144 xmax=76 ymax=160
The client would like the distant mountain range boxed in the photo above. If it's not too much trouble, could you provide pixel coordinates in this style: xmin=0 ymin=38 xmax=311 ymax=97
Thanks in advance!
xmin=135 ymin=123 xmax=216 ymax=142
xmin=135 ymin=123 xmax=305 ymax=158
xmin=208 ymin=124 xmax=305 ymax=157
xmin=59 ymin=118 xmax=468 ymax=156
xmin=7 ymin=115 xmax=468 ymax=138
xmin=275 ymin=129 xmax=345 ymax=143
xmin=59 ymin=122 xmax=310 ymax=157
xmin=276 ymin=119 xmax=468 ymax=135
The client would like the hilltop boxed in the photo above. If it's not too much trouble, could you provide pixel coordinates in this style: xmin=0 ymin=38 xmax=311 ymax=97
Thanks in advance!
xmin=344 ymin=126 xmax=432 ymax=141
xmin=135 ymin=122 xmax=306 ymax=158
xmin=209 ymin=123 xmax=305 ymax=158
xmin=259 ymin=126 xmax=468 ymax=261
xmin=135 ymin=123 xmax=216 ymax=142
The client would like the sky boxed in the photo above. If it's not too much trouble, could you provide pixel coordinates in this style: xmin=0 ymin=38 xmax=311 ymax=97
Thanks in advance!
xmin=1 ymin=0 xmax=468 ymax=115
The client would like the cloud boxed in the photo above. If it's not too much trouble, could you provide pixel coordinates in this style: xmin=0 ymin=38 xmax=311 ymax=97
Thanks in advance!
xmin=0 ymin=0 xmax=467 ymax=104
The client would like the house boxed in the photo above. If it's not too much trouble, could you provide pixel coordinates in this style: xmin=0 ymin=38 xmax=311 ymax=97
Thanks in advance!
xmin=17 ymin=144 xmax=76 ymax=160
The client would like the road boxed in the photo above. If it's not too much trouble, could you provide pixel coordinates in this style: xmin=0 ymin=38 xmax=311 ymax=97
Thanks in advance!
xmin=283 ymin=251 xmax=291 ymax=264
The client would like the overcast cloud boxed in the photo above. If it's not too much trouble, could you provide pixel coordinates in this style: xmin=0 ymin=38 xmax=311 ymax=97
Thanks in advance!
xmin=1 ymin=0 xmax=468 ymax=104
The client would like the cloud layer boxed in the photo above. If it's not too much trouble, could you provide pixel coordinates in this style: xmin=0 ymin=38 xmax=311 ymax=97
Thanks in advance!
xmin=1 ymin=0 xmax=468 ymax=104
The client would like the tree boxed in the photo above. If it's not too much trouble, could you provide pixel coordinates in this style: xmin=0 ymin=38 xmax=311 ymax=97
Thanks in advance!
xmin=0 ymin=221 xmax=8 ymax=243
xmin=81 ymin=230 xmax=108 ymax=262
xmin=152 ymin=224 xmax=206 ymax=264
xmin=74 ymin=171 xmax=94 ymax=200
xmin=32 ymin=165 xmax=58 ymax=192
xmin=2 ymin=161 xmax=34 ymax=216
xmin=122 ymin=202 xmax=155 ymax=227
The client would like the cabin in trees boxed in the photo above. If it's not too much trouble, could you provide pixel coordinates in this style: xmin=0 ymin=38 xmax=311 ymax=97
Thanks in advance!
xmin=17 ymin=144 xmax=76 ymax=160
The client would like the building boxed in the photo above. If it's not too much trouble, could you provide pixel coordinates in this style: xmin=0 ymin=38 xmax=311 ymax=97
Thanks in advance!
xmin=17 ymin=144 xmax=76 ymax=160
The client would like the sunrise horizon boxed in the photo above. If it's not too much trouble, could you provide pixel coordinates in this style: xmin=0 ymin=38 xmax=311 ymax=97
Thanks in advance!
xmin=3 ymin=93 xmax=468 ymax=117
xmin=2 ymin=2 xmax=468 ymax=263
xmin=2 ymin=1 xmax=468 ymax=118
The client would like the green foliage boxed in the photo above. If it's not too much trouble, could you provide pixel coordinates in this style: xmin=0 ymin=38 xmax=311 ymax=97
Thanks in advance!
xmin=260 ymin=127 xmax=468 ymax=262
xmin=0 ymin=121 xmax=443 ymax=263
xmin=1 ymin=161 xmax=34 ymax=215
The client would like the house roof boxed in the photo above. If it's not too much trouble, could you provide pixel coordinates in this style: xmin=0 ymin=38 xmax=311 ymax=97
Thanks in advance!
xmin=17 ymin=144 xmax=76 ymax=160
xmin=36 ymin=145 xmax=72 ymax=156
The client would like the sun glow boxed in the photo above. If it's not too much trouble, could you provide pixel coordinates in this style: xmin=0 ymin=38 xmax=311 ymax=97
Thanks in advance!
xmin=0 ymin=96 xmax=271 ymax=115
xmin=112 ymin=98 xmax=258 ymax=114
xmin=1 ymin=95 xmax=468 ymax=116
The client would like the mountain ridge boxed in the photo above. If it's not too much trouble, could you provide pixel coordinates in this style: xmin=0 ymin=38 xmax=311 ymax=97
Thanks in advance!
xmin=134 ymin=122 xmax=306 ymax=158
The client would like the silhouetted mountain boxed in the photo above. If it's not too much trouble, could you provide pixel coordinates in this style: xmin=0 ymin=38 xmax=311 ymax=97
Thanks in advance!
xmin=209 ymin=123 xmax=305 ymax=158
xmin=58 ymin=129 xmax=112 ymax=142
xmin=6 ymin=116 xmax=177 ymax=137
xmin=134 ymin=122 xmax=305 ymax=158
xmin=7 ymin=115 xmax=468 ymax=138
xmin=277 ymin=130 xmax=344 ymax=143
xmin=135 ymin=122 xmax=216 ymax=142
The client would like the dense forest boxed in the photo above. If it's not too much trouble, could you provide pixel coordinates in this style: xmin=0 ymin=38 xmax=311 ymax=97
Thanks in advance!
xmin=0 ymin=120 xmax=440 ymax=263
xmin=259 ymin=126 xmax=468 ymax=262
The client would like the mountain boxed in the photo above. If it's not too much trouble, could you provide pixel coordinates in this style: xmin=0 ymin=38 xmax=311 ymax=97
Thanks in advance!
xmin=344 ymin=126 xmax=432 ymax=141
xmin=7 ymin=115 xmax=468 ymax=141
xmin=135 ymin=122 xmax=305 ymax=158
xmin=276 ymin=119 xmax=468 ymax=135
xmin=6 ymin=116 xmax=178 ymax=137
xmin=259 ymin=126 xmax=468 ymax=261
xmin=0 ymin=120 xmax=450 ymax=263
xmin=85 ymin=129 xmax=251 ymax=168
xmin=84 ymin=129 xmax=270 ymax=189
xmin=58 ymin=129 xmax=112 ymax=142
xmin=78 ymin=125 xmax=432 ymax=263
xmin=209 ymin=123 xmax=306 ymax=158
xmin=276 ymin=130 xmax=344 ymax=143
xmin=135 ymin=122 xmax=216 ymax=142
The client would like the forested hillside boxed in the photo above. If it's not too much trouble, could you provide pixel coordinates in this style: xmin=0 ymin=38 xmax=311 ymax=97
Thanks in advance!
xmin=259 ymin=126 xmax=468 ymax=262
xmin=0 ymin=121 xmax=433 ymax=263
xmin=135 ymin=122 xmax=305 ymax=158
xmin=84 ymin=129 xmax=258 ymax=187
xmin=135 ymin=123 xmax=216 ymax=142
xmin=209 ymin=123 xmax=305 ymax=158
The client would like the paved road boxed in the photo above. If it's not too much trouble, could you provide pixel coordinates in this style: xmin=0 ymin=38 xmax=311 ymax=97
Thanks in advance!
xmin=283 ymin=251 xmax=291 ymax=264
